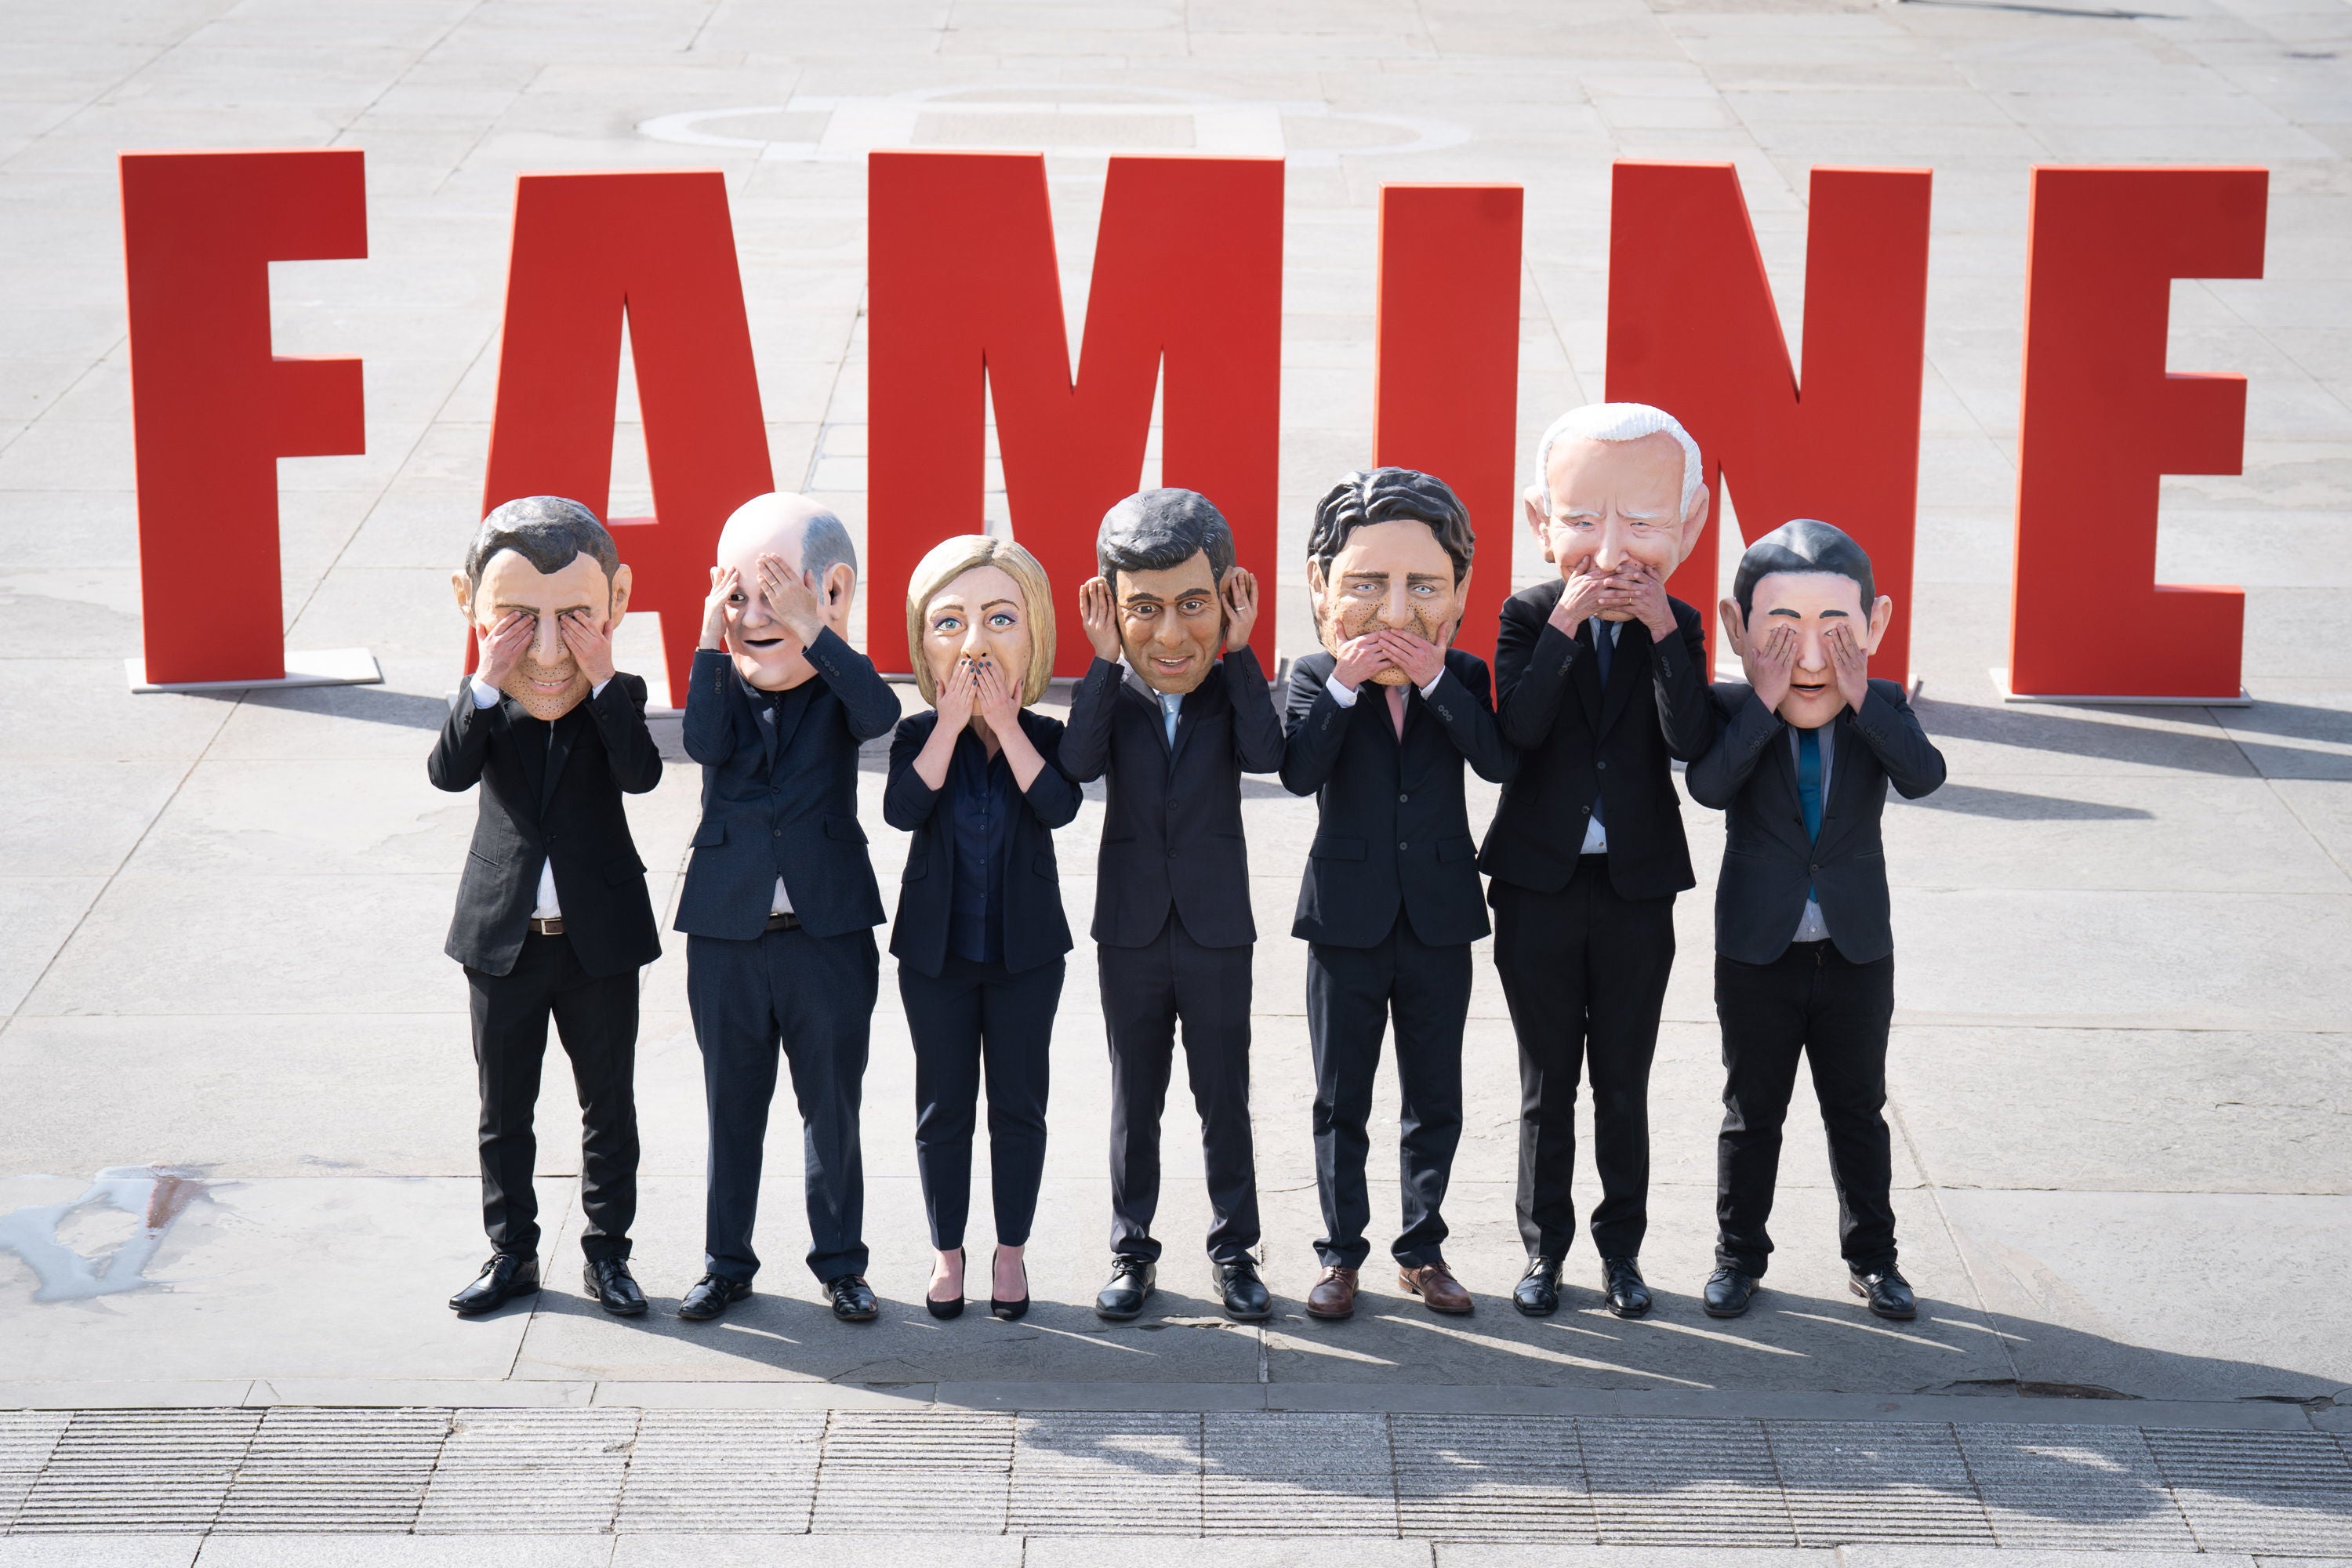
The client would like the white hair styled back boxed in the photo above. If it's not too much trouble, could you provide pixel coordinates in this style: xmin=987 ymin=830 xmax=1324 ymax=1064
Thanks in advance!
xmin=1533 ymin=402 xmax=1704 ymax=516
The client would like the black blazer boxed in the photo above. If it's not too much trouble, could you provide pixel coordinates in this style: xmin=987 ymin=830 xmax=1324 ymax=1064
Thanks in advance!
xmin=674 ymin=631 xmax=901 ymax=942
xmin=1479 ymin=585 xmax=1718 ymax=901
xmin=427 ymin=673 xmax=663 ymax=980
xmin=1279 ymin=647 xmax=1515 ymax=949
xmin=884 ymin=706 xmax=1081 ymax=978
xmin=1685 ymin=678 xmax=1946 ymax=966
xmin=1060 ymin=647 xmax=1284 ymax=949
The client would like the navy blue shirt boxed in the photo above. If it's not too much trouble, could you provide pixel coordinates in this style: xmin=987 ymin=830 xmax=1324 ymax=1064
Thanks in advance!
xmin=946 ymin=729 xmax=1014 ymax=964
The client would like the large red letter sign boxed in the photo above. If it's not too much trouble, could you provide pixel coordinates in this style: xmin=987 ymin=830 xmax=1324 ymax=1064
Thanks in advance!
xmin=869 ymin=152 xmax=1283 ymax=676
xmin=1374 ymin=184 xmax=1522 ymax=666
xmin=2009 ymin=167 xmax=2267 ymax=700
xmin=122 ymin=149 xmax=365 ymax=684
xmin=481 ymin=170 xmax=772 ymax=699
xmin=1606 ymin=162 xmax=1931 ymax=685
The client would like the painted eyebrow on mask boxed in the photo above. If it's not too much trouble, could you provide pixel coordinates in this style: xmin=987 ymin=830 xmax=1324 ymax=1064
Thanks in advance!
xmin=1766 ymin=606 xmax=1849 ymax=616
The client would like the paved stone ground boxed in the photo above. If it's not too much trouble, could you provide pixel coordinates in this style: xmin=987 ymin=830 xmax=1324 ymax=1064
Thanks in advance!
xmin=2 ymin=0 xmax=2351 ymax=1556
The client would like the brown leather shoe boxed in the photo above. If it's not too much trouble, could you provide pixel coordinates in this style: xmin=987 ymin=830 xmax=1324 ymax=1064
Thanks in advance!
xmin=1305 ymin=1265 xmax=1358 ymax=1320
xmin=1399 ymin=1263 xmax=1474 ymax=1315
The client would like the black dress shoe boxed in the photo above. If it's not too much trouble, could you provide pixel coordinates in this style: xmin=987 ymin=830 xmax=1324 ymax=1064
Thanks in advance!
xmin=1095 ymin=1256 xmax=1155 ymax=1320
xmin=451 ymin=1254 xmax=539 ymax=1316
xmin=583 ymin=1257 xmax=646 ymax=1316
xmin=1704 ymin=1266 xmax=1759 ymax=1319
xmin=1850 ymin=1266 xmax=1917 ymax=1321
xmin=1600 ymin=1256 xmax=1652 ymax=1319
xmin=989 ymin=1248 xmax=1029 ymax=1321
xmin=1214 ymin=1259 xmax=1272 ymax=1322
xmin=1513 ymin=1255 xmax=1562 ymax=1317
xmin=677 ymin=1273 xmax=752 ymax=1322
xmin=826 ymin=1275 xmax=879 ymax=1323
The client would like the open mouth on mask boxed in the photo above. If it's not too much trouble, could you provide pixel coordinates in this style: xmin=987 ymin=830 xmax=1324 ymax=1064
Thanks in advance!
xmin=742 ymin=635 xmax=785 ymax=649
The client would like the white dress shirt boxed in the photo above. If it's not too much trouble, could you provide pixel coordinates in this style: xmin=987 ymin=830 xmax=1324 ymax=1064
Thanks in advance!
xmin=470 ymin=674 xmax=608 ymax=920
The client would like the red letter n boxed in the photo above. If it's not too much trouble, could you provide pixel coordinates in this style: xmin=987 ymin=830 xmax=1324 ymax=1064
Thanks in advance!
xmin=1606 ymin=162 xmax=1932 ymax=686
xmin=2009 ymin=166 xmax=2267 ymax=701
xmin=481 ymin=170 xmax=773 ymax=701
xmin=122 ymin=149 xmax=366 ymax=684
xmin=869 ymin=151 xmax=1283 ymax=677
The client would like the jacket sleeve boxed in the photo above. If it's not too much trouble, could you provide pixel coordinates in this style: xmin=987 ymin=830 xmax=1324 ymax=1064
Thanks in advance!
xmin=1685 ymin=685 xmax=1779 ymax=810
xmin=883 ymin=717 xmax=943 ymax=830
xmin=806 ymin=627 xmax=902 ymax=742
xmin=1018 ymin=714 xmax=1083 ymax=829
xmin=1496 ymin=600 xmax=1577 ymax=752
xmin=586 ymin=673 xmax=662 ymax=794
xmin=1057 ymin=656 xmax=1122 ymax=785
xmin=1223 ymin=645 xmax=1287 ymax=775
xmin=1652 ymin=601 xmax=1719 ymax=763
xmin=1279 ymin=659 xmax=1349 ymax=797
xmin=1426 ymin=655 xmax=1515 ymax=784
xmin=426 ymin=688 xmax=495 ymax=792
xmin=1849 ymin=681 xmax=1947 ymax=800
xmin=681 ymin=648 xmax=739 ymax=766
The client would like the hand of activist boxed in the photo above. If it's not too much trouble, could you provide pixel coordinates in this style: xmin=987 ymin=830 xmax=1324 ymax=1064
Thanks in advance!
xmin=558 ymin=608 xmax=616 ymax=688
xmin=477 ymin=608 xmax=533 ymax=690
xmin=1377 ymin=629 xmax=1446 ymax=690
xmin=1547 ymin=563 xmax=1611 ymax=636
xmin=1826 ymin=621 xmax=1871 ymax=714
xmin=1744 ymin=622 xmax=1796 ymax=715
xmin=758 ymin=551 xmax=826 ymax=646
xmin=1602 ymin=561 xmax=1677 ymax=643
xmin=971 ymin=657 xmax=1024 ymax=734
xmin=935 ymin=657 xmax=978 ymax=733
xmin=1221 ymin=566 xmax=1260 ymax=650
xmin=1078 ymin=576 xmax=1122 ymax=662
xmin=700 ymin=566 xmax=741 ymax=652
xmin=1330 ymin=631 xmax=1392 ymax=692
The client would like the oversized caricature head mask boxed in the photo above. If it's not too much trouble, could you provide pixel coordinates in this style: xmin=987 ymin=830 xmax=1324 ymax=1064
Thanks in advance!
xmin=1524 ymin=402 xmax=1710 ymax=615
xmin=453 ymin=496 xmax=631 ymax=720
xmin=1305 ymin=467 xmax=1474 ymax=686
xmin=1722 ymin=518 xmax=1895 ymax=730
xmin=905 ymin=535 xmax=1057 ymax=717
xmin=1097 ymin=488 xmax=1234 ymax=697
xmin=713 ymin=492 xmax=861 ymax=691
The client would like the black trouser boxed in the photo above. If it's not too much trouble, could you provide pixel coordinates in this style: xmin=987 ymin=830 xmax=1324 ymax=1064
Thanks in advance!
xmin=900 ymin=953 xmax=1065 ymax=1251
xmin=465 ymin=932 xmax=639 ymax=1264
xmin=1715 ymin=941 xmax=1898 ymax=1277
xmin=1492 ymin=860 xmax=1676 ymax=1262
xmin=1100 ymin=913 xmax=1259 ymax=1265
xmin=688 ymin=925 xmax=878 ymax=1285
xmin=1306 ymin=916 xmax=1472 ymax=1272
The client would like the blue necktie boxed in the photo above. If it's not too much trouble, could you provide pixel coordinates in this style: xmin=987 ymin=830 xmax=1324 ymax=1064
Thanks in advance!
xmin=1798 ymin=726 xmax=1823 ymax=841
xmin=1162 ymin=693 xmax=1181 ymax=749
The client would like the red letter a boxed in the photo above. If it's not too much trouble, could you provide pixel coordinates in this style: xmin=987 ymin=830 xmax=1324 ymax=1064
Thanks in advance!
xmin=1606 ymin=163 xmax=1932 ymax=685
xmin=869 ymin=152 xmax=1283 ymax=677
xmin=481 ymin=170 xmax=772 ymax=701
xmin=2009 ymin=167 xmax=2267 ymax=700
xmin=122 ymin=149 xmax=366 ymax=684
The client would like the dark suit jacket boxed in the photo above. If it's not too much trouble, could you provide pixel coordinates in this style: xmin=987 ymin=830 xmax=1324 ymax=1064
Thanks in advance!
xmin=427 ymin=673 xmax=663 ymax=980
xmin=674 ymin=630 xmax=901 ymax=942
xmin=1060 ymin=646 xmax=1284 ymax=949
xmin=885 ymin=706 xmax=1081 ymax=978
xmin=1479 ymin=585 xmax=1718 ymax=901
xmin=1686 ymin=677 xmax=1946 ymax=965
xmin=1279 ymin=647 xmax=1515 ymax=949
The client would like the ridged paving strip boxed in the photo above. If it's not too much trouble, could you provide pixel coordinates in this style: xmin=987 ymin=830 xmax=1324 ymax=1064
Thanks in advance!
xmin=0 ymin=1405 xmax=2347 ymax=1547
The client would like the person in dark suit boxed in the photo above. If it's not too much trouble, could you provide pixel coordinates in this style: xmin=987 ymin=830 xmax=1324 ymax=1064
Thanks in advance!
xmin=1481 ymin=404 xmax=1721 ymax=1322
xmin=1281 ymin=467 xmax=1515 ymax=1322
xmin=430 ymin=495 xmax=662 ymax=1318
xmin=1686 ymin=518 xmax=1946 ymax=1323
xmin=1062 ymin=489 xmax=1283 ymax=1324
xmin=886 ymin=535 xmax=1079 ymax=1321
xmin=671 ymin=494 xmax=901 ymax=1327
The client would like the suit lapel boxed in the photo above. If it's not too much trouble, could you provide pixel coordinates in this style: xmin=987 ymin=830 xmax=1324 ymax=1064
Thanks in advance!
xmin=1123 ymin=667 xmax=1174 ymax=761
xmin=1813 ymin=711 xmax=1864 ymax=853
xmin=541 ymin=706 xmax=582 ymax=812
xmin=768 ymin=686 xmax=808 ymax=768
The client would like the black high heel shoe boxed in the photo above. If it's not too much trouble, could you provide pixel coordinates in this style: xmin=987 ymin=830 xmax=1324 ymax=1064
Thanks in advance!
xmin=927 ymin=1250 xmax=965 ymax=1319
xmin=989 ymin=1247 xmax=1029 ymax=1320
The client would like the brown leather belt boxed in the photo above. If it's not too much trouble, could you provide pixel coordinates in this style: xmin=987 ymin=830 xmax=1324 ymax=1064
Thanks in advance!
xmin=765 ymin=912 xmax=800 ymax=932
xmin=528 ymin=916 xmax=565 ymax=936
